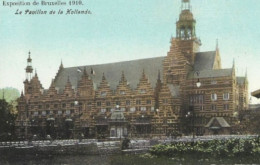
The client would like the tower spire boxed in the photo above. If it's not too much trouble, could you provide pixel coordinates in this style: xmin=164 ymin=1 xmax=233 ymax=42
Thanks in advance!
xmin=25 ymin=51 xmax=33 ymax=81
xmin=181 ymin=0 xmax=191 ymax=11
xmin=216 ymin=39 xmax=219 ymax=50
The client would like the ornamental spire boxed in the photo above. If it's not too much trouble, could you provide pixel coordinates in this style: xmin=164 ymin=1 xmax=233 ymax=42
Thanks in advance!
xmin=181 ymin=0 xmax=191 ymax=11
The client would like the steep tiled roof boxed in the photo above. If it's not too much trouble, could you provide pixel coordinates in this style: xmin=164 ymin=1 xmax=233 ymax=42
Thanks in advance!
xmin=54 ymin=57 xmax=164 ymax=90
xmin=205 ymin=117 xmax=230 ymax=128
xmin=194 ymin=51 xmax=216 ymax=71
xmin=188 ymin=68 xmax=233 ymax=79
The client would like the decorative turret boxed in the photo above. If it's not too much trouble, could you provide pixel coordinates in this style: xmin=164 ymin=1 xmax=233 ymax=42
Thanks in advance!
xmin=25 ymin=51 xmax=33 ymax=81
xmin=176 ymin=0 xmax=196 ymax=40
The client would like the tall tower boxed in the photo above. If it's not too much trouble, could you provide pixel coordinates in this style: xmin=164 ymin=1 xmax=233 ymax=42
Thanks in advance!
xmin=25 ymin=51 xmax=33 ymax=81
xmin=175 ymin=0 xmax=201 ymax=64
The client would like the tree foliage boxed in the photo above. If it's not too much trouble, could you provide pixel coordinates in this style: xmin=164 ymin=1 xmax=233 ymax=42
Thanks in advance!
xmin=0 ymin=99 xmax=17 ymax=141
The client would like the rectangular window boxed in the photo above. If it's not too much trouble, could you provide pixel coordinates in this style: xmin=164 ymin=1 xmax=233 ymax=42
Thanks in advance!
xmin=101 ymin=109 xmax=106 ymax=113
xmin=146 ymin=100 xmax=151 ymax=104
xmin=136 ymin=100 xmax=141 ymax=105
xmin=200 ymin=106 xmax=204 ymax=111
xmin=66 ymin=110 xmax=71 ymax=115
xmin=101 ymin=91 xmax=107 ymax=97
xmin=34 ymin=111 xmax=39 ymax=116
xmin=126 ymin=100 xmax=131 ymax=106
xmin=163 ymin=99 xmax=168 ymax=104
xmin=58 ymin=110 xmax=62 ymax=115
xmin=224 ymin=104 xmax=229 ymax=110
xmin=151 ymin=107 xmax=155 ymax=111
xmin=87 ymin=102 xmax=92 ymax=106
xmin=62 ymin=103 xmax=66 ymax=108
xmin=121 ymin=107 xmax=126 ymax=111
xmin=46 ymin=104 xmax=50 ymax=109
xmin=97 ymin=102 xmax=101 ymax=106
xmin=223 ymin=93 xmax=230 ymax=100
xmin=38 ymin=105 xmax=42 ymax=109
xmin=211 ymin=93 xmax=217 ymax=101
xmin=70 ymin=103 xmax=74 ymax=107
xmin=42 ymin=111 xmax=46 ymax=116
xmin=54 ymin=104 xmax=58 ymax=108
xmin=211 ymin=104 xmax=217 ymax=110
xmin=141 ymin=107 xmax=146 ymax=111
xmin=115 ymin=101 xmax=121 ymax=106
xmin=211 ymin=80 xmax=217 ymax=84
xmin=140 ymin=89 xmax=146 ymax=94
xmin=130 ymin=107 xmax=136 ymax=112
xmin=106 ymin=101 xmax=111 ymax=106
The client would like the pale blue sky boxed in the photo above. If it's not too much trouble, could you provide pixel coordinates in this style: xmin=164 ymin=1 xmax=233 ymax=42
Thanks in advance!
xmin=0 ymin=0 xmax=260 ymax=103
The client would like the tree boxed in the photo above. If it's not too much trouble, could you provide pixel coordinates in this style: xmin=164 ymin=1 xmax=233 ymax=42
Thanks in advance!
xmin=0 ymin=99 xmax=17 ymax=141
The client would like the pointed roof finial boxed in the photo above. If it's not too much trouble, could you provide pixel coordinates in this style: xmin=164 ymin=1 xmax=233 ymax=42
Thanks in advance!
xmin=67 ymin=76 xmax=70 ymax=82
xmin=27 ymin=51 xmax=32 ymax=62
xmin=245 ymin=67 xmax=248 ymax=78
xmin=232 ymin=58 xmax=235 ymax=68
xmin=157 ymin=70 xmax=161 ymax=80
xmin=83 ymin=67 xmax=88 ymax=76
xmin=90 ymin=67 xmax=95 ymax=75
xmin=216 ymin=39 xmax=219 ymax=50
xmin=60 ymin=59 xmax=64 ymax=69
xmin=35 ymin=68 xmax=38 ymax=77
xmin=102 ymin=73 xmax=106 ymax=80
xmin=120 ymin=71 xmax=126 ymax=82
xmin=21 ymin=90 xmax=24 ymax=97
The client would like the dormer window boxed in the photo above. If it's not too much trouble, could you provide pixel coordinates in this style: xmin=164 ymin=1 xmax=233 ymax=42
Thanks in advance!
xmin=140 ymin=89 xmax=146 ymax=94
xmin=101 ymin=91 xmax=107 ymax=97
xmin=211 ymin=81 xmax=217 ymax=84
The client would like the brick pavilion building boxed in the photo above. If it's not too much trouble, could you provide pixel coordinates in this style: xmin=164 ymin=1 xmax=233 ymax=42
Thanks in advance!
xmin=16 ymin=0 xmax=248 ymax=139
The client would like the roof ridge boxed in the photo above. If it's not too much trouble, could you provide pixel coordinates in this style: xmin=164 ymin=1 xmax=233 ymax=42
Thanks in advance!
xmin=64 ymin=56 xmax=165 ymax=69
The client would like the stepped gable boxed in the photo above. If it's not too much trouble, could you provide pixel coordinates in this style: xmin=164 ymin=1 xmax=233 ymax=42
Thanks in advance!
xmin=54 ymin=57 xmax=164 ymax=90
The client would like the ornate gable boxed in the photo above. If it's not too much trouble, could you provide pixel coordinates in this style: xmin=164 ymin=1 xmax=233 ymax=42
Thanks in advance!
xmin=62 ymin=77 xmax=75 ymax=98
xmin=30 ymin=73 xmax=44 ymax=97
xmin=78 ymin=67 xmax=94 ymax=98
xmin=96 ymin=73 xmax=112 ymax=98
xmin=135 ymin=70 xmax=153 ymax=96
xmin=46 ymin=79 xmax=58 ymax=99
xmin=115 ymin=71 xmax=133 ymax=96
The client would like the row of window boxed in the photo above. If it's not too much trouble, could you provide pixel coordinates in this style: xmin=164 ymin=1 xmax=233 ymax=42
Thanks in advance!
xmin=100 ymin=89 xmax=148 ymax=97
xmin=96 ymin=100 xmax=152 ymax=107
xmin=198 ymin=104 xmax=230 ymax=111
xmin=99 ymin=106 xmax=155 ymax=113
xmin=189 ymin=93 xmax=230 ymax=104
xmin=211 ymin=93 xmax=230 ymax=101
xmin=31 ymin=110 xmax=75 ymax=116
